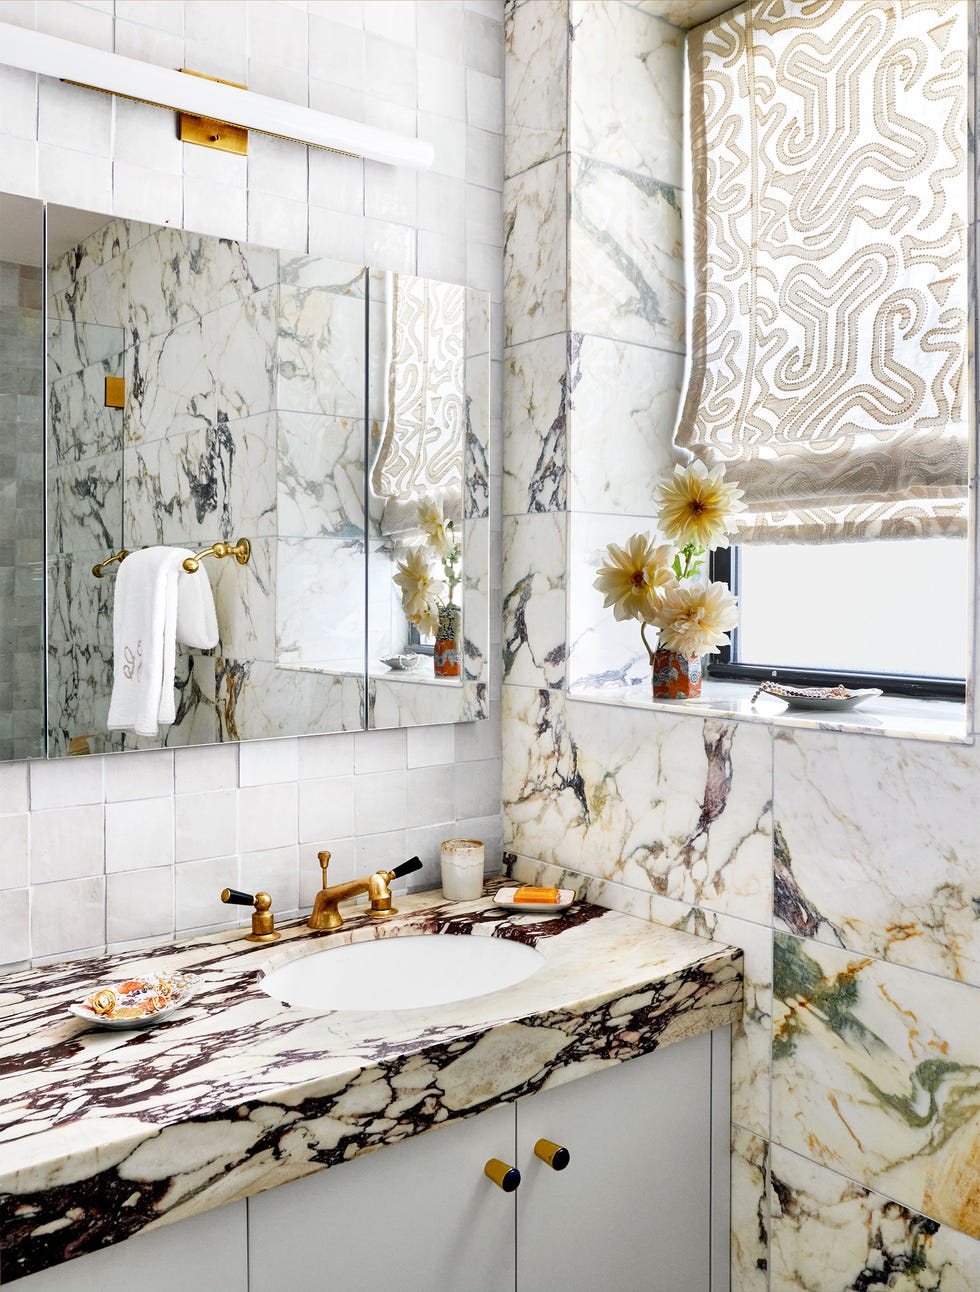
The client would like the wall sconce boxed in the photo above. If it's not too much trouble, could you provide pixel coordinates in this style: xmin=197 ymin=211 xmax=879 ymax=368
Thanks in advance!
xmin=0 ymin=21 xmax=434 ymax=169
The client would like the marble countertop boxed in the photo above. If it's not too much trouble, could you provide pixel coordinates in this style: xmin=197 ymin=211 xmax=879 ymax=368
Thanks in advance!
xmin=0 ymin=883 xmax=742 ymax=1284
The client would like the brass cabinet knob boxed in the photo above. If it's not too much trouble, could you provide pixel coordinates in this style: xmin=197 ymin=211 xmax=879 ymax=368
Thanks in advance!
xmin=484 ymin=1158 xmax=521 ymax=1192
xmin=534 ymin=1138 xmax=570 ymax=1171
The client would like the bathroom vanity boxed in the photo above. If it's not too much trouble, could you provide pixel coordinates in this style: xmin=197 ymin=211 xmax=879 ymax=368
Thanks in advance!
xmin=0 ymin=888 xmax=741 ymax=1290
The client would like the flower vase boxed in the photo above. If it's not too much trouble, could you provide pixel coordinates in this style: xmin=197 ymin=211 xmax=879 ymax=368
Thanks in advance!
xmin=651 ymin=648 xmax=702 ymax=700
xmin=434 ymin=603 xmax=462 ymax=678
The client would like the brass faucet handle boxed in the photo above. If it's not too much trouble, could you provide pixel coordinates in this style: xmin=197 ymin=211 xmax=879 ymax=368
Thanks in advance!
xmin=221 ymin=886 xmax=281 ymax=943
xmin=317 ymin=850 xmax=332 ymax=890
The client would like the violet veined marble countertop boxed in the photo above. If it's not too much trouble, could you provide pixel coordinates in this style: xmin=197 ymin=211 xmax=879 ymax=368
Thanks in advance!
xmin=0 ymin=883 xmax=742 ymax=1283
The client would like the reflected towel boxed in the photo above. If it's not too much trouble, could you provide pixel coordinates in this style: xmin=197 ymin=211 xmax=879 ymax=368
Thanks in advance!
xmin=107 ymin=548 xmax=219 ymax=737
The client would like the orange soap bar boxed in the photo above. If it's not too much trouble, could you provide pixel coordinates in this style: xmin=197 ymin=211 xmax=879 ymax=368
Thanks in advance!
xmin=513 ymin=886 xmax=561 ymax=904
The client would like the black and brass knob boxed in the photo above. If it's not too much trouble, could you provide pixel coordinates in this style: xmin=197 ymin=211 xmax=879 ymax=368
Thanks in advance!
xmin=484 ymin=1158 xmax=521 ymax=1192
xmin=221 ymin=887 xmax=280 ymax=943
xmin=534 ymin=1138 xmax=570 ymax=1171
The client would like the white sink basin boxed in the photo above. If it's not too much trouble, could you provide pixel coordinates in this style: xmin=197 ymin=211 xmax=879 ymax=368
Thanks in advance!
xmin=262 ymin=934 xmax=545 ymax=1012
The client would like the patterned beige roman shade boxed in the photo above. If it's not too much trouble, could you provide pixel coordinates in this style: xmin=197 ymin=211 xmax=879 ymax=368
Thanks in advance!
xmin=678 ymin=0 xmax=969 ymax=543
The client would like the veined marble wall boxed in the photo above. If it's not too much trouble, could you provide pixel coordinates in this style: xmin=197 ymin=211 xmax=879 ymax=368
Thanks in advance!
xmin=0 ymin=260 xmax=43 ymax=762
xmin=503 ymin=2 xmax=980 ymax=1288
xmin=0 ymin=0 xmax=504 ymax=972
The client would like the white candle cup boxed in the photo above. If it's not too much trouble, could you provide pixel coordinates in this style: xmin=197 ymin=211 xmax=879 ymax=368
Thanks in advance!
xmin=440 ymin=838 xmax=485 ymax=901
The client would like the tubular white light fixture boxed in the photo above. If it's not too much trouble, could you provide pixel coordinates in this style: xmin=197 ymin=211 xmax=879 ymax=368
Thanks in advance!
xmin=0 ymin=21 xmax=434 ymax=169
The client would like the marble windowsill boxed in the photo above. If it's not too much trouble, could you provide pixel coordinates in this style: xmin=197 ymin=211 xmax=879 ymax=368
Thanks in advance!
xmin=0 ymin=884 xmax=742 ymax=1284
xmin=568 ymin=679 xmax=971 ymax=744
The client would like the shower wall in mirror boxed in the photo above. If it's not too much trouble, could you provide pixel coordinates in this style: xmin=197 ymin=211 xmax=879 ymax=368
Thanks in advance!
xmin=0 ymin=196 xmax=44 ymax=760
xmin=40 ymin=202 xmax=490 ymax=757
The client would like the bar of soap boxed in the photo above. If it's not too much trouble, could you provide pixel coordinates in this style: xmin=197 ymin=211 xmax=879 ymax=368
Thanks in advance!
xmin=512 ymin=886 xmax=561 ymax=904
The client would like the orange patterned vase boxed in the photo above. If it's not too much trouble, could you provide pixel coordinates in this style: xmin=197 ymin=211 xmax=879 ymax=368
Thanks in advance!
xmin=651 ymin=649 xmax=702 ymax=699
xmin=434 ymin=604 xmax=462 ymax=678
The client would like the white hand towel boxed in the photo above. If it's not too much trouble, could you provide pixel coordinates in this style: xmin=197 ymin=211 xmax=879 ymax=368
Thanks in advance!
xmin=107 ymin=547 xmax=220 ymax=737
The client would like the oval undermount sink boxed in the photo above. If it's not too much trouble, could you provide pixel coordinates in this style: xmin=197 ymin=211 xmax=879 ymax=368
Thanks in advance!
xmin=262 ymin=934 xmax=545 ymax=1012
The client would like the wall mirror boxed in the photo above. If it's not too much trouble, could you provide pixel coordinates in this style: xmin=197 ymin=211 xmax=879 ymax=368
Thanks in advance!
xmin=0 ymin=192 xmax=489 ymax=759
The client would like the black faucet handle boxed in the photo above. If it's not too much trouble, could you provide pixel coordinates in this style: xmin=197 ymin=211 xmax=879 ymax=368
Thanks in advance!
xmin=221 ymin=887 xmax=255 ymax=906
xmin=389 ymin=856 xmax=423 ymax=881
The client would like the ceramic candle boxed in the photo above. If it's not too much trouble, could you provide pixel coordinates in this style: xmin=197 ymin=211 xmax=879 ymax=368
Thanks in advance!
xmin=440 ymin=838 xmax=485 ymax=900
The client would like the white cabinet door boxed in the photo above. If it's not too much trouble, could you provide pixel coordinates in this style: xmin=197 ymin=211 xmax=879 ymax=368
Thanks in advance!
xmin=248 ymin=1103 xmax=517 ymax=1292
xmin=8 ymin=1198 xmax=248 ymax=1292
xmin=515 ymin=1033 xmax=712 ymax=1292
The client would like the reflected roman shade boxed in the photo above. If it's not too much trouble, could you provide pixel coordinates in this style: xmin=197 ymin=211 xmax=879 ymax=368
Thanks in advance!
xmin=677 ymin=0 xmax=969 ymax=543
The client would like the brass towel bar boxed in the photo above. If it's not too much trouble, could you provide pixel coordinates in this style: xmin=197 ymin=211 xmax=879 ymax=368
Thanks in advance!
xmin=92 ymin=538 xmax=251 ymax=578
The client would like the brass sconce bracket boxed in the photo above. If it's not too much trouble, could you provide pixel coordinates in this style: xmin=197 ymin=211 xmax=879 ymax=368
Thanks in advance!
xmin=178 ymin=69 xmax=248 ymax=155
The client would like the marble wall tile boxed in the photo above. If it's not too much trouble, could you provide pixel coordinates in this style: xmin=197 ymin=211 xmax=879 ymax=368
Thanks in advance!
xmin=48 ymin=453 xmax=123 ymax=555
xmin=126 ymin=315 xmax=215 ymax=444
xmin=277 ymin=411 xmax=366 ymax=539
xmin=732 ymin=1126 xmax=770 ymax=1292
xmin=503 ymin=0 xmax=567 ymax=179
xmin=774 ymin=729 xmax=980 ymax=988
xmin=277 ymin=285 xmax=366 ymax=418
xmin=277 ymin=535 xmax=366 ymax=671
xmin=502 ymin=512 xmax=566 ymax=688
xmin=634 ymin=0 xmax=734 ymax=28
xmin=568 ymin=336 xmax=681 ymax=514
xmin=568 ymin=154 xmax=684 ymax=352
xmin=503 ymin=153 xmax=567 ymax=348
xmin=772 ymin=932 xmax=980 ymax=1239
xmin=568 ymin=1 xmax=684 ymax=188
xmin=502 ymin=333 xmax=568 ymax=515
xmin=770 ymin=1145 xmax=980 ymax=1292
xmin=208 ymin=287 xmax=277 ymax=422
xmin=503 ymin=686 xmax=773 ymax=922
xmin=48 ymin=352 xmax=124 ymax=464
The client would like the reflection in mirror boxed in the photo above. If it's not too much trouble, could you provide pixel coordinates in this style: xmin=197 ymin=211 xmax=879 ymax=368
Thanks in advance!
xmin=40 ymin=203 xmax=490 ymax=758
xmin=0 ymin=195 xmax=44 ymax=760
xmin=367 ymin=272 xmax=490 ymax=729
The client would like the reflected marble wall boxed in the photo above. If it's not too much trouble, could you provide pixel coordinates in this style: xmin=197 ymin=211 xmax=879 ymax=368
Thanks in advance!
xmin=502 ymin=1 xmax=980 ymax=1286
xmin=0 ymin=260 xmax=43 ymax=760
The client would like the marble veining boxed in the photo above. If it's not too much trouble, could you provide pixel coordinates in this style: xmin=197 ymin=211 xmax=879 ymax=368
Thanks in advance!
xmin=0 ymin=886 xmax=741 ymax=1282
xmin=502 ymin=333 xmax=569 ymax=516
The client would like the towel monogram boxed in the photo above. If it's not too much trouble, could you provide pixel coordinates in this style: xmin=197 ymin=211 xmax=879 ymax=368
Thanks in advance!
xmin=122 ymin=641 xmax=143 ymax=681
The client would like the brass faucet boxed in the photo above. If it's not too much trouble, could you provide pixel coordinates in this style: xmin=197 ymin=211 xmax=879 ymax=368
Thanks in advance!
xmin=308 ymin=850 xmax=423 ymax=932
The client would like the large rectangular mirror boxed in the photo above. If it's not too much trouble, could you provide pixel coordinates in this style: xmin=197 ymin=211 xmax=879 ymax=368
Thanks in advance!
xmin=0 ymin=194 xmax=490 ymax=758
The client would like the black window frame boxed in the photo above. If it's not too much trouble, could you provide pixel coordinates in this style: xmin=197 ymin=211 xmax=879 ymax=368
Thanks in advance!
xmin=708 ymin=548 xmax=966 ymax=702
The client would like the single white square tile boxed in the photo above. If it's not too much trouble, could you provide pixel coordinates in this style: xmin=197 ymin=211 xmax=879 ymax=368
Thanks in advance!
xmin=31 ymin=804 xmax=104 ymax=884
xmin=363 ymin=0 xmax=415 ymax=43
xmin=38 ymin=77 xmax=111 ymax=154
xmin=454 ymin=713 xmax=501 ymax=762
xmin=417 ymin=0 xmax=463 ymax=58
xmin=183 ymin=37 xmax=248 ymax=83
xmin=308 ymin=15 xmax=365 ymax=87
xmin=308 ymin=207 xmax=365 ymax=264
xmin=0 ymin=763 xmax=29 ymax=814
xmin=106 ymin=866 xmax=174 ymax=943
xmin=297 ymin=732 xmax=356 ymax=780
xmin=176 ymin=855 xmax=240 ymax=932
xmin=354 ymin=769 xmax=407 ymax=834
xmin=247 ymin=134 xmax=309 ymax=202
xmin=175 ymin=743 xmax=239 ymax=794
xmin=404 ymin=822 xmax=454 ymax=891
xmin=248 ymin=0 xmax=309 ymax=72
xmin=248 ymin=58 xmax=309 ymax=106
xmin=355 ymin=828 xmax=408 ymax=878
xmin=466 ymin=66 xmax=503 ymax=134
xmin=175 ymin=788 xmax=238 ymax=862
xmin=405 ymin=765 xmax=454 ymax=828
xmin=238 ymin=782 xmax=298 ymax=852
xmin=418 ymin=53 xmax=466 ymax=121
xmin=39 ymin=144 xmax=112 ymax=210
xmin=0 ymin=815 xmax=29 ymax=889
xmin=0 ymin=133 xmax=37 ymax=196
xmin=466 ymin=181 xmax=502 ymax=246
xmin=30 ymin=757 xmax=104 ymax=810
xmin=299 ymin=775 xmax=355 ymax=843
xmin=247 ymin=190 xmax=308 ymax=252
xmin=308 ymin=77 xmax=366 ymax=122
xmin=185 ymin=0 xmax=246 ymax=44
xmin=240 ymin=844 xmax=300 ymax=918
xmin=364 ymin=33 xmax=417 ymax=108
xmin=354 ymin=727 xmax=407 ymax=773
xmin=308 ymin=148 xmax=364 ymax=216
xmin=36 ymin=0 xmax=112 ymax=47
xmin=418 ymin=170 xmax=465 ymax=236
xmin=307 ymin=0 xmax=363 ymax=27
xmin=464 ymin=9 xmax=502 ymax=77
xmin=364 ymin=160 xmax=418 ymax=225
xmin=183 ymin=175 xmax=248 ymax=242
xmin=0 ymin=2 xmax=36 ymax=29
xmin=407 ymin=726 xmax=455 ymax=768
xmin=31 ymin=875 xmax=106 ymax=959
xmin=364 ymin=218 xmax=417 ymax=272
xmin=465 ymin=0 xmax=502 ymax=18
xmin=0 ymin=65 xmax=37 ymax=140
xmin=239 ymin=738 xmax=300 ymax=787
xmin=113 ymin=18 xmax=183 ymax=66
xmin=455 ymin=757 xmax=501 ymax=819
xmin=112 ymin=161 xmax=183 ymax=228
xmin=419 ymin=111 xmax=466 ymax=180
xmin=418 ymin=230 xmax=465 ymax=284
xmin=466 ymin=124 xmax=503 ymax=191
xmin=104 ymin=749 xmax=174 ymax=802
xmin=115 ymin=0 xmax=184 ymax=33
xmin=0 ymin=888 xmax=30 ymax=964
xmin=105 ymin=797 xmax=175 ymax=873
xmin=299 ymin=836 xmax=357 ymax=907
xmin=452 ymin=813 xmax=503 ymax=869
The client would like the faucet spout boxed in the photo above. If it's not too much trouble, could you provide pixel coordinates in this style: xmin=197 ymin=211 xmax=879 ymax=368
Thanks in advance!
xmin=307 ymin=852 xmax=423 ymax=932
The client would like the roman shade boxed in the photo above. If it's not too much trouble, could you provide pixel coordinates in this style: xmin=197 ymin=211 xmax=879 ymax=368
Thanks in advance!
xmin=677 ymin=0 xmax=969 ymax=543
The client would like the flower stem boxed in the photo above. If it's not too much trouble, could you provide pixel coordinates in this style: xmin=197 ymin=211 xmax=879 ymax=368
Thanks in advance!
xmin=640 ymin=620 xmax=656 ymax=665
